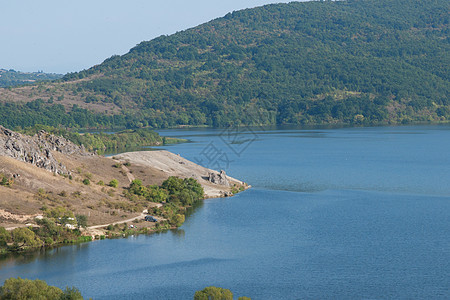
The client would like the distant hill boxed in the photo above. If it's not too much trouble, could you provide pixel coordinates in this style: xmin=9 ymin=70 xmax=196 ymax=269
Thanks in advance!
xmin=0 ymin=69 xmax=62 ymax=88
xmin=0 ymin=0 xmax=448 ymax=129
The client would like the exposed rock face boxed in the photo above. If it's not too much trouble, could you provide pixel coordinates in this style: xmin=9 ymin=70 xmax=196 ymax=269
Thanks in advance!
xmin=0 ymin=126 xmax=89 ymax=174
xmin=208 ymin=170 xmax=230 ymax=186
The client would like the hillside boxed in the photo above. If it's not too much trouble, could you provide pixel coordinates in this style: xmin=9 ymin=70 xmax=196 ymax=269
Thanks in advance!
xmin=0 ymin=127 xmax=244 ymax=231
xmin=0 ymin=0 xmax=448 ymax=129
xmin=0 ymin=69 xmax=62 ymax=88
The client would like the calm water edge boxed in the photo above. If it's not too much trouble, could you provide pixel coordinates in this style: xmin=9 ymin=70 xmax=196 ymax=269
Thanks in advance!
xmin=1 ymin=125 xmax=449 ymax=299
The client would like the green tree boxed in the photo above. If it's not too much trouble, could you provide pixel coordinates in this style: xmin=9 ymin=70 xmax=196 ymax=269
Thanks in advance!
xmin=10 ymin=228 xmax=42 ymax=251
xmin=194 ymin=287 xmax=233 ymax=300
xmin=161 ymin=176 xmax=184 ymax=193
xmin=0 ymin=227 xmax=11 ymax=247
xmin=0 ymin=277 xmax=83 ymax=300
xmin=147 ymin=185 xmax=168 ymax=203
xmin=75 ymin=215 xmax=88 ymax=229
xmin=170 ymin=214 xmax=186 ymax=227
xmin=43 ymin=207 xmax=75 ymax=225
xmin=60 ymin=287 xmax=83 ymax=300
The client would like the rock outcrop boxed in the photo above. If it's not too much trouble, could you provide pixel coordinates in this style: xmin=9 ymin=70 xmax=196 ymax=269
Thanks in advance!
xmin=0 ymin=126 xmax=89 ymax=175
xmin=208 ymin=170 xmax=230 ymax=186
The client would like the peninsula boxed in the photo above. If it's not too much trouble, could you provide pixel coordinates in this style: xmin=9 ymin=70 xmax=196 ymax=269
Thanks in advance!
xmin=0 ymin=126 xmax=248 ymax=252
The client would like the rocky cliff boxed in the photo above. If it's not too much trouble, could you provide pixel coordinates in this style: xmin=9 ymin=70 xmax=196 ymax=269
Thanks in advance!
xmin=0 ymin=126 xmax=89 ymax=175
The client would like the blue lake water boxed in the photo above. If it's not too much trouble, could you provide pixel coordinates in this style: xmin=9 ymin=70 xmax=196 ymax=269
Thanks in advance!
xmin=1 ymin=125 xmax=449 ymax=299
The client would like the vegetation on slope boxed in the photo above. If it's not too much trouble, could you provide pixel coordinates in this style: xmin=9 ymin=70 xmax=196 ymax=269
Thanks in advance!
xmin=1 ymin=0 xmax=449 ymax=129
xmin=19 ymin=125 xmax=184 ymax=153
xmin=125 ymin=176 xmax=204 ymax=228
xmin=0 ymin=206 xmax=91 ymax=255
xmin=0 ymin=176 xmax=204 ymax=254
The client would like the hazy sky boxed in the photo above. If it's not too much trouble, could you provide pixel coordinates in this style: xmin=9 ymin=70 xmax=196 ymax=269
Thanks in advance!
xmin=1 ymin=0 xmax=296 ymax=74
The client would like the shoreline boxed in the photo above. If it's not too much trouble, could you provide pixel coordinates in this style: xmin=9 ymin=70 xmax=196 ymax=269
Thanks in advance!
xmin=1 ymin=149 xmax=250 ymax=252
xmin=83 ymin=150 xmax=251 ymax=238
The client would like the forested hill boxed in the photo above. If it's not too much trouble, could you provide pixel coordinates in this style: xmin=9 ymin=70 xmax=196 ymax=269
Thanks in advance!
xmin=1 ymin=0 xmax=448 ymax=129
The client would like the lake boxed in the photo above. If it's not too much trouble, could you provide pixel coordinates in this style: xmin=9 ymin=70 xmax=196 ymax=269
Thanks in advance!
xmin=1 ymin=125 xmax=449 ymax=299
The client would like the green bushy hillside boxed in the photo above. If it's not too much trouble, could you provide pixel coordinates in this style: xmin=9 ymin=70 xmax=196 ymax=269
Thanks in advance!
xmin=1 ymin=0 xmax=448 ymax=129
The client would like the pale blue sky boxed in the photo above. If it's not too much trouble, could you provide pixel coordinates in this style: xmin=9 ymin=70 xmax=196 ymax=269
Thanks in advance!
xmin=1 ymin=0 xmax=296 ymax=74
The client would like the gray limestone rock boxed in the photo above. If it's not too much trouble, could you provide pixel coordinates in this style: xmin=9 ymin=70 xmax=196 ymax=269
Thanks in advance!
xmin=208 ymin=170 xmax=230 ymax=186
xmin=0 ymin=125 xmax=90 ymax=175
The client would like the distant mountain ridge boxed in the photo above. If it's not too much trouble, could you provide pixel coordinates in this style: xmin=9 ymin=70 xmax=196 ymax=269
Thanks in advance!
xmin=0 ymin=69 xmax=62 ymax=88
xmin=0 ymin=0 xmax=448 ymax=129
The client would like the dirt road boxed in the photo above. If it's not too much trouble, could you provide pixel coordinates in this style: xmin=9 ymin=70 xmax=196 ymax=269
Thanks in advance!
xmin=87 ymin=209 xmax=147 ymax=229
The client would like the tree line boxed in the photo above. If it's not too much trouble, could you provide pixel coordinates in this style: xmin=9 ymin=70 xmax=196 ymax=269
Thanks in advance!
xmin=1 ymin=0 xmax=448 ymax=129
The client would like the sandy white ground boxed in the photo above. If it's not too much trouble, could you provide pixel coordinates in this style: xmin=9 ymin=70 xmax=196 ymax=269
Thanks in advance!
xmin=114 ymin=150 xmax=248 ymax=198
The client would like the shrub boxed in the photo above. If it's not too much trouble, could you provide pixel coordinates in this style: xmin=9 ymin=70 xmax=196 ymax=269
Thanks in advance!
xmin=72 ymin=191 xmax=81 ymax=197
xmin=109 ymin=179 xmax=118 ymax=188
xmin=1 ymin=176 xmax=9 ymax=186
xmin=82 ymin=179 xmax=90 ymax=185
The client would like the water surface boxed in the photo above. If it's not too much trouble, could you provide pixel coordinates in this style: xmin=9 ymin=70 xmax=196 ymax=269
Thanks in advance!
xmin=1 ymin=125 xmax=449 ymax=299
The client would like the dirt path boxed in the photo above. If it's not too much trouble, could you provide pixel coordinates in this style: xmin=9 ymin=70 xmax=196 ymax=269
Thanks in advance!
xmin=111 ymin=159 xmax=135 ymax=183
xmin=87 ymin=209 xmax=147 ymax=230
xmin=121 ymin=165 xmax=135 ymax=183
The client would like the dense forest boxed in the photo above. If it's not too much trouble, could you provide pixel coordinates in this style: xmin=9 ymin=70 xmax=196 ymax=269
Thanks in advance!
xmin=0 ymin=0 xmax=448 ymax=129
xmin=0 ymin=69 xmax=62 ymax=88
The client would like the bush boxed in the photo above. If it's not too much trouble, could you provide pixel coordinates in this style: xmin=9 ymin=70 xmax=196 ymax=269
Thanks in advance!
xmin=109 ymin=179 xmax=118 ymax=188
xmin=0 ymin=176 xmax=11 ymax=187
xmin=82 ymin=179 xmax=90 ymax=185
